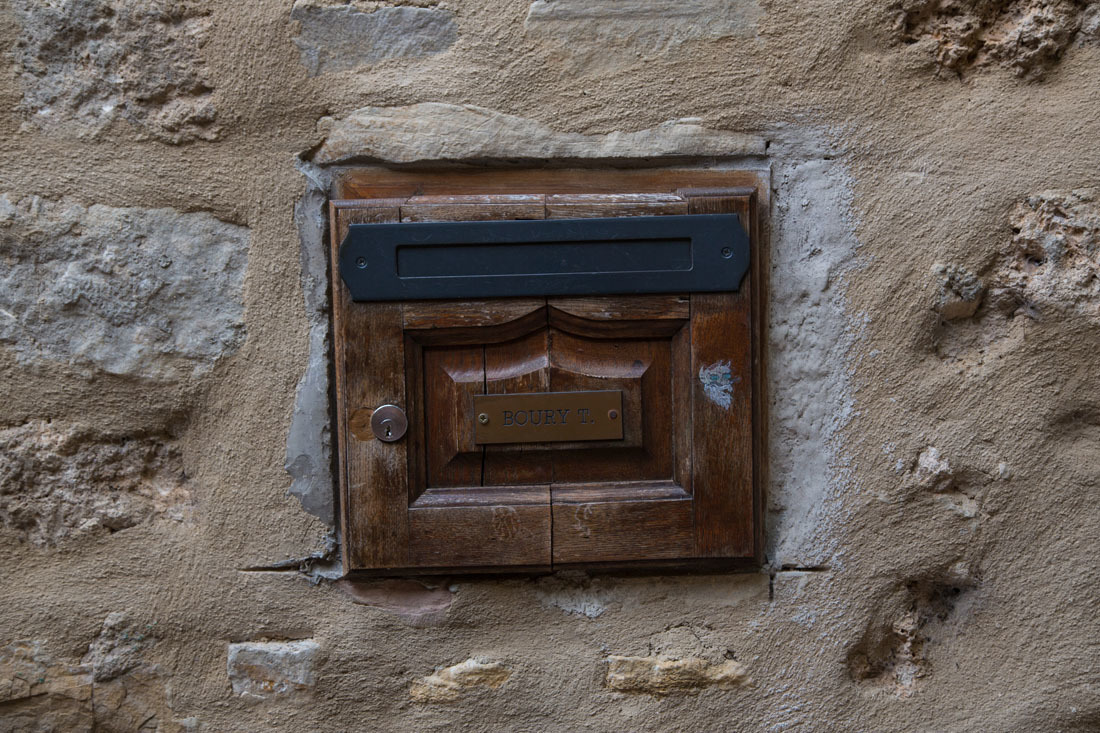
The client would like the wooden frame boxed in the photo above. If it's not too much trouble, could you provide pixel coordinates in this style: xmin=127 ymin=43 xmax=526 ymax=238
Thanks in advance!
xmin=329 ymin=168 xmax=768 ymax=575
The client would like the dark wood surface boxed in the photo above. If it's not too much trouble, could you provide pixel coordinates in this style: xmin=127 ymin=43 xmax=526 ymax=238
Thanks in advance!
xmin=403 ymin=194 xmax=545 ymax=222
xmin=688 ymin=194 xmax=756 ymax=558
xmin=483 ymin=329 xmax=552 ymax=487
xmin=422 ymin=345 xmax=483 ymax=489
xmin=549 ymin=294 xmax=690 ymax=322
xmin=551 ymin=497 xmax=694 ymax=563
xmin=331 ymin=177 xmax=765 ymax=572
xmin=403 ymin=299 xmax=545 ymax=331
xmin=331 ymin=202 xmax=408 ymax=570
xmin=337 ymin=168 xmax=765 ymax=199
xmin=548 ymin=328 xmax=672 ymax=483
xmin=409 ymin=502 xmax=551 ymax=567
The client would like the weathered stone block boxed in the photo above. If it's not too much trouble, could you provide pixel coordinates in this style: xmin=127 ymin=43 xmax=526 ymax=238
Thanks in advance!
xmin=0 ymin=195 xmax=249 ymax=380
xmin=226 ymin=640 xmax=320 ymax=698
xmin=11 ymin=0 xmax=218 ymax=143
xmin=313 ymin=103 xmax=766 ymax=165
xmin=409 ymin=658 xmax=511 ymax=703
xmin=0 ymin=641 xmax=95 ymax=732
xmin=0 ymin=421 xmax=189 ymax=547
xmin=525 ymin=0 xmax=763 ymax=52
xmin=0 ymin=635 xmax=179 ymax=732
xmin=82 ymin=612 xmax=157 ymax=683
xmin=894 ymin=0 xmax=1089 ymax=79
xmin=999 ymin=189 xmax=1100 ymax=323
xmin=604 ymin=655 xmax=750 ymax=695
xmin=291 ymin=1 xmax=457 ymax=75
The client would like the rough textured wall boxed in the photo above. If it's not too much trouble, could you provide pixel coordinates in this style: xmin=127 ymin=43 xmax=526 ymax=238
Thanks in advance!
xmin=1 ymin=0 xmax=1098 ymax=731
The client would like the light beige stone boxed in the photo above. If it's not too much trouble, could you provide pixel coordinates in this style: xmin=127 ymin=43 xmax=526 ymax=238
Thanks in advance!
xmin=525 ymin=0 xmax=763 ymax=51
xmin=409 ymin=658 xmax=511 ymax=703
xmin=1000 ymin=189 xmax=1100 ymax=324
xmin=894 ymin=0 xmax=1088 ymax=78
xmin=934 ymin=263 xmax=984 ymax=320
xmin=314 ymin=103 xmax=766 ymax=165
xmin=604 ymin=655 xmax=750 ymax=695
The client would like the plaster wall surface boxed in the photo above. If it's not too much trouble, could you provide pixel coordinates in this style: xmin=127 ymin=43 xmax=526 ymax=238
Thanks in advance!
xmin=1 ymin=1 xmax=1098 ymax=731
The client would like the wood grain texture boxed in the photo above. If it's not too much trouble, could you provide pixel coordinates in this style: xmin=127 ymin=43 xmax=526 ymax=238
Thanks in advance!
xmin=332 ymin=203 xmax=408 ymax=570
xmin=689 ymin=292 xmax=753 ymax=558
xmin=404 ymin=194 xmax=545 ymax=204
xmin=552 ymin=481 xmax=689 ymax=503
xmin=402 ymin=193 xmax=544 ymax=223
xmin=404 ymin=305 xmax=548 ymax=347
xmin=412 ymin=486 xmax=550 ymax=508
xmin=337 ymin=168 xmax=765 ymax=199
xmin=687 ymin=193 xmax=759 ymax=559
xmin=410 ymin=501 xmax=551 ymax=568
xmin=483 ymin=329 xmax=553 ymax=486
xmin=403 ymin=299 xmax=545 ymax=331
xmin=546 ymin=193 xmax=689 ymax=218
xmin=549 ymin=295 xmax=689 ymax=322
xmin=422 ymin=345 xmax=484 ymax=489
xmin=551 ymin=497 xmax=693 ymax=563
xmin=672 ymin=315 xmax=693 ymax=497
xmin=743 ymin=189 xmax=768 ymax=564
xmin=549 ymin=328 xmax=671 ymax=483
xmin=548 ymin=306 xmax=688 ymax=340
xmin=403 ymin=197 xmax=544 ymax=222
xmin=403 ymin=335 xmax=427 ymax=505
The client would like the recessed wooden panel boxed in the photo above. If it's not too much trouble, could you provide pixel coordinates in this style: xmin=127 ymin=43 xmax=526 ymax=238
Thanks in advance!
xmin=422 ymin=345 xmax=483 ymax=489
xmin=483 ymin=329 xmax=552 ymax=487
xmin=549 ymin=328 xmax=676 ymax=484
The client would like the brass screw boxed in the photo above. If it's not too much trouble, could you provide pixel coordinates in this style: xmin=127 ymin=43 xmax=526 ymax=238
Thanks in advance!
xmin=608 ymin=410 xmax=618 ymax=420
xmin=478 ymin=413 xmax=489 ymax=424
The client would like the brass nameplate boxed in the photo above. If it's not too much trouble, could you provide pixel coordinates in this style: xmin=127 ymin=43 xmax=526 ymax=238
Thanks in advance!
xmin=474 ymin=391 xmax=623 ymax=445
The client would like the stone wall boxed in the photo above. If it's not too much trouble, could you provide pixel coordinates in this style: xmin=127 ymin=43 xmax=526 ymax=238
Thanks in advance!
xmin=1 ymin=1 xmax=1098 ymax=731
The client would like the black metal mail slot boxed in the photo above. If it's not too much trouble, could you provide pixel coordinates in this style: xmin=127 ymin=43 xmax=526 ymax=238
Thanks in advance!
xmin=338 ymin=214 xmax=749 ymax=301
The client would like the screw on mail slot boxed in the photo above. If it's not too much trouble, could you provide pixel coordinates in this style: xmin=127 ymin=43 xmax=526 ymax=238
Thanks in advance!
xmin=473 ymin=391 xmax=624 ymax=445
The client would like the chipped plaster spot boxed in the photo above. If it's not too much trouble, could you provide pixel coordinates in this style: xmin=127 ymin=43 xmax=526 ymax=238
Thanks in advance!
xmin=699 ymin=360 xmax=739 ymax=409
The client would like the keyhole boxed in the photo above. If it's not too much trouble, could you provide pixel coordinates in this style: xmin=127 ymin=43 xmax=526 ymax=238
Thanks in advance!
xmin=370 ymin=405 xmax=407 ymax=442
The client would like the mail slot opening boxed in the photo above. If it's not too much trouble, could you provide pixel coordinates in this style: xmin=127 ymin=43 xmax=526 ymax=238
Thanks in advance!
xmin=395 ymin=238 xmax=693 ymax=278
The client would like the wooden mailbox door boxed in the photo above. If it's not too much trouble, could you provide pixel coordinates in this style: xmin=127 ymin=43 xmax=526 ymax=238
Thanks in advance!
xmin=331 ymin=176 xmax=761 ymax=574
